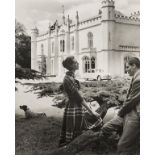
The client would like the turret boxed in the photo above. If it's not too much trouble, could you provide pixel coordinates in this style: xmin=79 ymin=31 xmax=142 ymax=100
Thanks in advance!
xmin=48 ymin=22 xmax=51 ymax=34
xmin=54 ymin=20 xmax=59 ymax=35
xmin=101 ymin=0 xmax=115 ymax=21
xmin=31 ymin=26 xmax=39 ymax=42
xmin=53 ymin=20 xmax=59 ymax=76
xmin=62 ymin=5 xmax=66 ymax=25
xmin=31 ymin=26 xmax=39 ymax=70
xmin=65 ymin=15 xmax=71 ymax=55
xmin=74 ymin=11 xmax=79 ymax=61
xmin=67 ymin=15 xmax=71 ymax=32
xmin=100 ymin=0 xmax=115 ymax=75
xmin=75 ymin=11 xmax=79 ymax=28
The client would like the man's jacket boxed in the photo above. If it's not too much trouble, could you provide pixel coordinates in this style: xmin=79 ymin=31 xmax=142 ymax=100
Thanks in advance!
xmin=118 ymin=70 xmax=140 ymax=117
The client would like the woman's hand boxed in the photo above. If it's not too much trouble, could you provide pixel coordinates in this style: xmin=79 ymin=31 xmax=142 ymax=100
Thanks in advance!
xmin=91 ymin=110 xmax=100 ymax=118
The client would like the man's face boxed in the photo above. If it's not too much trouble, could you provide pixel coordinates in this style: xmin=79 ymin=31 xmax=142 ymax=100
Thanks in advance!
xmin=126 ymin=63 xmax=136 ymax=76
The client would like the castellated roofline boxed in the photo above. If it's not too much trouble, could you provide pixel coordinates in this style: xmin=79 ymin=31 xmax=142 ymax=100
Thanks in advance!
xmin=70 ymin=14 xmax=101 ymax=29
xmin=101 ymin=0 xmax=115 ymax=7
xmin=37 ymin=11 xmax=140 ymax=37
xmin=131 ymin=11 xmax=140 ymax=16
xmin=115 ymin=13 xmax=140 ymax=22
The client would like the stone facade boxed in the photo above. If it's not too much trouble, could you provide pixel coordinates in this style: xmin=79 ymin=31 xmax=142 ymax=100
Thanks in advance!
xmin=31 ymin=0 xmax=140 ymax=79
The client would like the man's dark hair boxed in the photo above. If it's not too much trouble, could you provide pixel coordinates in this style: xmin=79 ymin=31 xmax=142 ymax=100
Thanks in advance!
xmin=128 ymin=57 xmax=140 ymax=68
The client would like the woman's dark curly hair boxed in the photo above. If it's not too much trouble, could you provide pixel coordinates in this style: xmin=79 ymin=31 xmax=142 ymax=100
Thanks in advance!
xmin=62 ymin=56 xmax=75 ymax=70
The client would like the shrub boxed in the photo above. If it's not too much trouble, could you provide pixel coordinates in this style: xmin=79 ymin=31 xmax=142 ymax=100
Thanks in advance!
xmin=15 ymin=67 xmax=45 ymax=80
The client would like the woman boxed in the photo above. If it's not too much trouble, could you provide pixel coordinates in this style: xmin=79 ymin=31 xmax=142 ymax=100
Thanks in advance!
xmin=59 ymin=56 xmax=99 ymax=147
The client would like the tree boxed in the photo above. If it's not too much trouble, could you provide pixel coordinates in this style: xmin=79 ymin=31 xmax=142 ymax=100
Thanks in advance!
xmin=15 ymin=20 xmax=31 ymax=68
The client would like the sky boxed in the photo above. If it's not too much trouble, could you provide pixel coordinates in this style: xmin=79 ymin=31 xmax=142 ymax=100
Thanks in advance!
xmin=15 ymin=0 xmax=140 ymax=34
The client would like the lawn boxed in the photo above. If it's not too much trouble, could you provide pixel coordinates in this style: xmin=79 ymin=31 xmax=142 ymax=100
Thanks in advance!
xmin=15 ymin=115 xmax=62 ymax=155
xmin=15 ymin=115 xmax=119 ymax=155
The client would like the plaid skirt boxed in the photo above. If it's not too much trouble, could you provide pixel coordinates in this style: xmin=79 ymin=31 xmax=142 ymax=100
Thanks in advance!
xmin=59 ymin=101 xmax=87 ymax=147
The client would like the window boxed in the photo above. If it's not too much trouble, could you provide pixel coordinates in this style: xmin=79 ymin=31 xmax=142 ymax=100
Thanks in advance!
xmin=41 ymin=44 xmax=44 ymax=55
xmin=71 ymin=36 xmax=74 ymax=50
xmin=91 ymin=57 xmax=95 ymax=69
xmin=60 ymin=40 xmax=65 ymax=52
xmin=37 ymin=55 xmax=46 ymax=75
xmin=87 ymin=32 xmax=93 ymax=48
xmin=63 ymin=40 xmax=65 ymax=52
xmin=41 ymin=55 xmax=46 ymax=75
xmin=83 ymin=56 xmax=90 ymax=73
xmin=51 ymin=59 xmax=54 ymax=75
xmin=38 ymin=61 xmax=42 ymax=72
xmin=60 ymin=40 xmax=63 ymax=52
xmin=83 ymin=56 xmax=96 ymax=73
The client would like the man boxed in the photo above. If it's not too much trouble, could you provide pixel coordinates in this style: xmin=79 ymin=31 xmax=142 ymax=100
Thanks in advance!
xmin=100 ymin=57 xmax=140 ymax=155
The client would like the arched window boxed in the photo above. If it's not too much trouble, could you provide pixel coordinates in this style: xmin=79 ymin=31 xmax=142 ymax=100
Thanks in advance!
xmin=71 ymin=36 xmax=74 ymax=50
xmin=91 ymin=57 xmax=95 ymax=71
xmin=87 ymin=32 xmax=93 ymax=48
xmin=60 ymin=40 xmax=63 ymax=52
xmin=60 ymin=40 xmax=65 ymax=52
xmin=83 ymin=56 xmax=90 ymax=73
xmin=62 ymin=40 xmax=65 ymax=52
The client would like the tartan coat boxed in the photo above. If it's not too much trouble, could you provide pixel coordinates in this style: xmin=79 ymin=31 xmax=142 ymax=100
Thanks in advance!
xmin=59 ymin=71 xmax=86 ymax=147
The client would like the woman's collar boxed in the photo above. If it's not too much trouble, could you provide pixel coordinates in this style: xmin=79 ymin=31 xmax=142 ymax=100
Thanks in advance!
xmin=66 ymin=71 xmax=75 ymax=78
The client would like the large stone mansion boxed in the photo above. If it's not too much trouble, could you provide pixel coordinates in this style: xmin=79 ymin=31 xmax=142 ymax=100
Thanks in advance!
xmin=31 ymin=0 xmax=140 ymax=79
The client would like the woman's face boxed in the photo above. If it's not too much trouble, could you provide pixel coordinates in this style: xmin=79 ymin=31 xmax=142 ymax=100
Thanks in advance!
xmin=71 ymin=59 xmax=79 ymax=71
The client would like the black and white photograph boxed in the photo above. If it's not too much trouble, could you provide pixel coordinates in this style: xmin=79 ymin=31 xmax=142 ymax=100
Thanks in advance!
xmin=15 ymin=0 xmax=140 ymax=154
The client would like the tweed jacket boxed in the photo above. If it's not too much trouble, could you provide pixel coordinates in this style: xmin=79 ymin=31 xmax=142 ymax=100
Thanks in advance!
xmin=118 ymin=70 xmax=140 ymax=117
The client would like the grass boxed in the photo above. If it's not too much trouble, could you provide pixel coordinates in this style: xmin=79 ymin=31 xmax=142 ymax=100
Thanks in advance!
xmin=15 ymin=115 xmax=119 ymax=155
xmin=15 ymin=116 xmax=62 ymax=155
xmin=15 ymin=113 xmax=139 ymax=155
